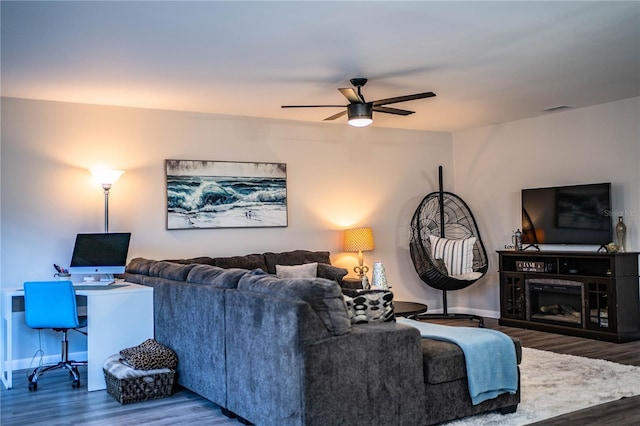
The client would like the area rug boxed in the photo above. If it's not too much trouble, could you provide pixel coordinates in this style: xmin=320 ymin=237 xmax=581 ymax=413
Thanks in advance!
xmin=444 ymin=347 xmax=640 ymax=425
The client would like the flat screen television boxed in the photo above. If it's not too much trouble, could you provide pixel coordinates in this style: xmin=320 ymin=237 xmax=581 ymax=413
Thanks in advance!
xmin=69 ymin=232 xmax=131 ymax=275
xmin=521 ymin=183 xmax=612 ymax=247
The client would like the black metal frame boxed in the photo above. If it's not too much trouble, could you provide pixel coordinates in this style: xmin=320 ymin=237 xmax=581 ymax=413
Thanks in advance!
xmin=409 ymin=166 xmax=487 ymax=327
xmin=28 ymin=328 xmax=87 ymax=390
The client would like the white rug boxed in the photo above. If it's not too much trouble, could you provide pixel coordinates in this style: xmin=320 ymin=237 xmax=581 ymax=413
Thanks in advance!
xmin=445 ymin=347 xmax=640 ymax=425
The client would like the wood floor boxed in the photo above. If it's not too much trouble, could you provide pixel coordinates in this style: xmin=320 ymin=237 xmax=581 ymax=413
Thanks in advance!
xmin=2 ymin=318 xmax=639 ymax=425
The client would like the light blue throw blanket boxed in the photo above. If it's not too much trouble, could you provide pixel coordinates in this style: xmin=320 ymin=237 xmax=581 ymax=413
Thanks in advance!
xmin=397 ymin=317 xmax=518 ymax=405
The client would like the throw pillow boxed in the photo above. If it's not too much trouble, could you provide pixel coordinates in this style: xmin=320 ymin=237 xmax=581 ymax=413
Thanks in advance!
xmin=343 ymin=290 xmax=395 ymax=324
xmin=119 ymin=339 xmax=178 ymax=370
xmin=429 ymin=235 xmax=476 ymax=276
xmin=317 ymin=263 xmax=348 ymax=283
xmin=276 ymin=262 xmax=318 ymax=278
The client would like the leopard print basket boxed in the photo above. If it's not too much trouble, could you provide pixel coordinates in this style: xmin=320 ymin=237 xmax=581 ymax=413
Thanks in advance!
xmin=119 ymin=339 xmax=178 ymax=370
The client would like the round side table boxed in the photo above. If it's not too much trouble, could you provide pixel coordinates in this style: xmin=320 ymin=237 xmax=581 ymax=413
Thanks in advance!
xmin=394 ymin=301 xmax=428 ymax=319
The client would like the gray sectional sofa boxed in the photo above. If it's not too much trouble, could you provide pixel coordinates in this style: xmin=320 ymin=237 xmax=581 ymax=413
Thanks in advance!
xmin=123 ymin=250 xmax=521 ymax=425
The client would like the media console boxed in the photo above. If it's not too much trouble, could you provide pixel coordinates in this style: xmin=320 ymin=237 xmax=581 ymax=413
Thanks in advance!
xmin=498 ymin=250 xmax=640 ymax=342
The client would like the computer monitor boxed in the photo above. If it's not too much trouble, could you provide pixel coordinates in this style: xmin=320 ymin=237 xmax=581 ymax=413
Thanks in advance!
xmin=69 ymin=233 xmax=131 ymax=276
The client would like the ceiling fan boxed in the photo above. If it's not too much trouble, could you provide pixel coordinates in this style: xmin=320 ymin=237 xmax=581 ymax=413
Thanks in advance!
xmin=281 ymin=78 xmax=436 ymax=127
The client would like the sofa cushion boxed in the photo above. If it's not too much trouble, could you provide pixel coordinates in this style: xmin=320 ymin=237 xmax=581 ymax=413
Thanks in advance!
xmin=264 ymin=250 xmax=331 ymax=274
xmin=126 ymin=258 xmax=157 ymax=275
xmin=343 ymin=290 xmax=395 ymax=324
xmin=238 ymin=269 xmax=351 ymax=336
xmin=148 ymin=261 xmax=197 ymax=281
xmin=421 ymin=337 xmax=522 ymax=384
xmin=186 ymin=264 xmax=248 ymax=289
xmin=212 ymin=254 xmax=268 ymax=271
xmin=276 ymin=262 xmax=318 ymax=278
xmin=165 ymin=256 xmax=217 ymax=266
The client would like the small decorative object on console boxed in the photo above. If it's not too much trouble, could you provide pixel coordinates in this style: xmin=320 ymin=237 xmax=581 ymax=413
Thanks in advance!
xmin=515 ymin=260 xmax=545 ymax=272
xmin=513 ymin=229 xmax=523 ymax=251
xmin=615 ymin=216 xmax=626 ymax=253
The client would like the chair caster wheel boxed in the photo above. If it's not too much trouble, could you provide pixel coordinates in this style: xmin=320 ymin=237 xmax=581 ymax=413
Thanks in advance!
xmin=72 ymin=380 xmax=80 ymax=388
xmin=28 ymin=382 xmax=37 ymax=391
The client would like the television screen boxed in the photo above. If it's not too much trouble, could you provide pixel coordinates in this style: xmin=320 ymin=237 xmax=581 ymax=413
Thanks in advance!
xmin=69 ymin=232 xmax=131 ymax=275
xmin=522 ymin=183 xmax=612 ymax=246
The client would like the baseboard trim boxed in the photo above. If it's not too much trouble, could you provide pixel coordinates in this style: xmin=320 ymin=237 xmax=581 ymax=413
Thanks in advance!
xmin=8 ymin=351 xmax=88 ymax=372
xmin=425 ymin=307 xmax=500 ymax=319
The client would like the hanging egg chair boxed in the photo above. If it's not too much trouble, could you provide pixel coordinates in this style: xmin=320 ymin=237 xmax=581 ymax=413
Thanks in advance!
xmin=409 ymin=166 xmax=488 ymax=327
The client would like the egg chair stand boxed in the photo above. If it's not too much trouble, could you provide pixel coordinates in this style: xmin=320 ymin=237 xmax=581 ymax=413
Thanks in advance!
xmin=409 ymin=166 xmax=488 ymax=327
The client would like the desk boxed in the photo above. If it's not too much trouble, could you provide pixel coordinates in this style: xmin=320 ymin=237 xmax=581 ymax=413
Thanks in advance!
xmin=2 ymin=283 xmax=153 ymax=391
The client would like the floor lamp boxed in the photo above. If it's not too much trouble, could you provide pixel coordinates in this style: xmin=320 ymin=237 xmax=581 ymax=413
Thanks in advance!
xmin=90 ymin=168 xmax=124 ymax=233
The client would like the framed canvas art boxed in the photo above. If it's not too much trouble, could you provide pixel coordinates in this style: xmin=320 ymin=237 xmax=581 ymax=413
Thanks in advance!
xmin=166 ymin=159 xmax=287 ymax=229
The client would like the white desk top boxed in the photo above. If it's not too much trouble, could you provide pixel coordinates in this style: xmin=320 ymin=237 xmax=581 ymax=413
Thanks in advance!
xmin=3 ymin=282 xmax=151 ymax=296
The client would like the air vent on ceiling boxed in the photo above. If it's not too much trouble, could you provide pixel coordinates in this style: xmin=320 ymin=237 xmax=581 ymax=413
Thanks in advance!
xmin=542 ymin=105 xmax=574 ymax=112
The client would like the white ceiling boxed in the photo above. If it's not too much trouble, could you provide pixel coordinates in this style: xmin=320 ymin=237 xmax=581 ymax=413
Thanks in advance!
xmin=2 ymin=1 xmax=639 ymax=132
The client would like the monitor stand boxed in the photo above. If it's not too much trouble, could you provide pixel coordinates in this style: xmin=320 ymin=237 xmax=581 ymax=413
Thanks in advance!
xmin=80 ymin=274 xmax=114 ymax=286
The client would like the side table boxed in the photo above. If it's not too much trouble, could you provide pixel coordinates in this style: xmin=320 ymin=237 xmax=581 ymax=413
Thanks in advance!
xmin=341 ymin=277 xmax=363 ymax=290
xmin=394 ymin=301 xmax=428 ymax=319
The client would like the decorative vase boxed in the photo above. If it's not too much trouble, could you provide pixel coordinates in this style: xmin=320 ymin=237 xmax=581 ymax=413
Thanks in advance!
xmin=615 ymin=216 xmax=626 ymax=253
xmin=371 ymin=262 xmax=389 ymax=290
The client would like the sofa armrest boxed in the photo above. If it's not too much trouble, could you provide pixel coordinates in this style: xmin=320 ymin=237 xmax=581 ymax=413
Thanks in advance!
xmin=225 ymin=288 xmax=425 ymax=426
xmin=303 ymin=322 xmax=425 ymax=426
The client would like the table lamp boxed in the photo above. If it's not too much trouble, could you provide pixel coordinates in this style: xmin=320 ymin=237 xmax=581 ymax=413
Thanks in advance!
xmin=343 ymin=227 xmax=375 ymax=279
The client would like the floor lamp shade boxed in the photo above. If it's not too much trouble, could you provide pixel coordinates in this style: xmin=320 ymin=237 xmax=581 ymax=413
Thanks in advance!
xmin=90 ymin=168 xmax=124 ymax=186
xmin=90 ymin=168 xmax=124 ymax=233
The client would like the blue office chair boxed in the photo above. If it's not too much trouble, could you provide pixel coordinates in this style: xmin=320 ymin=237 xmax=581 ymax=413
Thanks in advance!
xmin=23 ymin=280 xmax=88 ymax=390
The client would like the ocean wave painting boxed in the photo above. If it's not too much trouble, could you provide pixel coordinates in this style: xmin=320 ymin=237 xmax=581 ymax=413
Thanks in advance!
xmin=166 ymin=160 xmax=287 ymax=229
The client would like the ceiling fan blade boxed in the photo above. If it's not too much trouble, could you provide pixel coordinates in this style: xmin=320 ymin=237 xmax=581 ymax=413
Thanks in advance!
xmin=323 ymin=110 xmax=348 ymax=121
xmin=282 ymin=105 xmax=346 ymax=108
xmin=372 ymin=106 xmax=415 ymax=116
xmin=372 ymin=91 xmax=436 ymax=106
xmin=338 ymin=88 xmax=364 ymax=104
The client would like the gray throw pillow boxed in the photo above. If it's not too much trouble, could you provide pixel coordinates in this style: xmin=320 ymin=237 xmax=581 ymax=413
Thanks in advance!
xmin=317 ymin=263 xmax=348 ymax=282
xmin=276 ymin=262 xmax=317 ymax=278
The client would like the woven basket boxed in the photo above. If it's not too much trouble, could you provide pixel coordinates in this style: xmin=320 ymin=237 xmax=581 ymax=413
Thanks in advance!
xmin=103 ymin=364 xmax=175 ymax=404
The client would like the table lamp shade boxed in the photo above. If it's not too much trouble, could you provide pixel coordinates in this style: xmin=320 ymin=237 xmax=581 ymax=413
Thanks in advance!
xmin=343 ymin=227 xmax=375 ymax=252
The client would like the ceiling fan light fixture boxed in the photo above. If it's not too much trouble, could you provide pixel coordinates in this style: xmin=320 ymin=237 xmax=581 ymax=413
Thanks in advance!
xmin=347 ymin=103 xmax=373 ymax=127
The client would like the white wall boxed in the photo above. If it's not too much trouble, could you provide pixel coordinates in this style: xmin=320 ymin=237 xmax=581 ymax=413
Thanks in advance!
xmin=1 ymin=97 xmax=452 ymax=362
xmin=451 ymin=97 xmax=640 ymax=314
xmin=3 ymin=96 xmax=638 ymax=364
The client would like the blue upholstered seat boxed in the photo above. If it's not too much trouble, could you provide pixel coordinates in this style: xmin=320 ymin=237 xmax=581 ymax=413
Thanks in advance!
xmin=23 ymin=280 xmax=87 ymax=390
